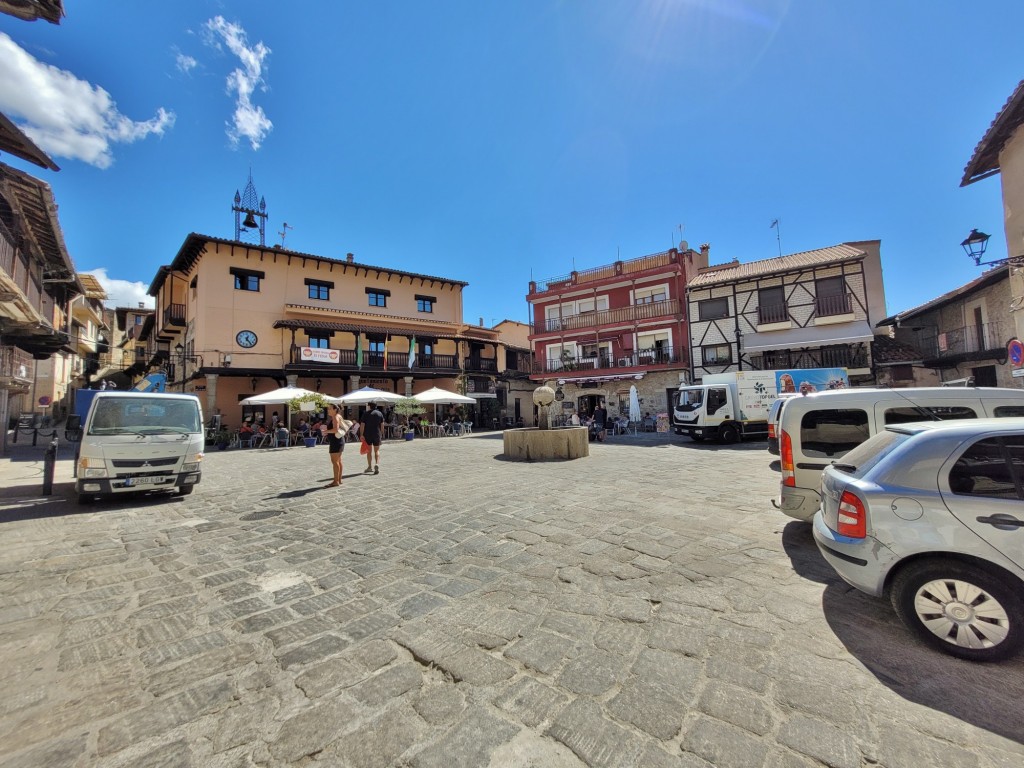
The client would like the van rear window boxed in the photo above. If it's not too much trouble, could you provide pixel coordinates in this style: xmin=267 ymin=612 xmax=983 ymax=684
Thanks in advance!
xmin=993 ymin=405 xmax=1024 ymax=417
xmin=884 ymin=406 xmax=977 ymax=425
xmin=800 ymin=408 xmax=869 ymax=458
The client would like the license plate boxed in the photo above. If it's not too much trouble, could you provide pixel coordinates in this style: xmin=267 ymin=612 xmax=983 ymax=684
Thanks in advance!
xmin=123 ymin=476 xmax=168 ymax=487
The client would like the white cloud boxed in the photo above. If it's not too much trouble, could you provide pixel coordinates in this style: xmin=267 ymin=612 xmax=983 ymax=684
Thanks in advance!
xmin=203 ymin=16 xmax=272 ymax=150
xmin=0 ymin=33 xmax=175 ymax=169
xmin=176 ymin=53 xmax=198 ymax=74
xmin=84 ymin=269 xmax=154 ymax=309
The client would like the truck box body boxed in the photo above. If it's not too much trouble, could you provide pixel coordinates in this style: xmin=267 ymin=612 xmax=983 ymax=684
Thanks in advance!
xmin=673 ymin=368 xmax=849 ymax=443
xmin=75 ymin=391 xmax=204 ymax=503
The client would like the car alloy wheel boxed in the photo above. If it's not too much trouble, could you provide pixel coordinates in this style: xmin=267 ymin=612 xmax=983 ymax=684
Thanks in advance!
xmin=891 ymin=559 xmax=1024 ymax=662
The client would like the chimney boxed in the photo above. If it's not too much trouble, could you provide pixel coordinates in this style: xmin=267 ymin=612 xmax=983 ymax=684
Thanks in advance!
xmin=346 ymin=253 xmax=354 ymax=263
xmin=700 ymin=243 xmax=710 ymax=258
xmin=138 ymin=302 xmax=144 ymax=308
xmin=479 ymin=317 xmax=484 ymax=327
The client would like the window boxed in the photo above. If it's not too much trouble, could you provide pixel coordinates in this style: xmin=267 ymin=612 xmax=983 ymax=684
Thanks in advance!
xmin=307 ymin=332 xmax=331 ymax=349
xmin=135 ymin=315 xmax=144 ymax=325
xmin=758 ymin=287 xmax=787 ymax=324
xmin=995 ymin=406 xmax=1024 ymax=417
xmin=800 ymin=409 xmax=870 ymax=458
xmin=635 ymin=287 xmax=668 ymax=305
xmin=948 ymin=437 xmax=1022 ymax=499
xmin=416 ymin=295 xmax=435 ymax=313
xmin=306 ymin=278 xmax=334 ymax=301
xmin=366 ymin=287 xmax=390 ymax=307
xmin=815 ymin=276 xmax=850 ymax=316
xmin=884 ymin=406 xmax=977 ymax=425
xmin=231 ymin=267 xmax=264 ymax=292
xmin=817 ymin=276 xmax=845 ymax=296
xmin=703 ymin=344 xmax=731 ymax=365
xmin=699 ymin=297 xmax=729 ymax=320
xmin=421 ymin=341 xmax=433 ymax=356
xmin=707 ymin=388 xmax=728 ymax=415
xmin=368 ymin=339 xmax=385 ymax=353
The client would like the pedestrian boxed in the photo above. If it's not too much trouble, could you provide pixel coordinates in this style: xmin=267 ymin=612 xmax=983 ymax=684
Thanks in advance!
xmin=360 ymin=400 xmax=385 ymax=474
xmin=324 ymin=403 xmax=350 ymax=488
xmin=594 ymin=401 xmax=607 ymax=442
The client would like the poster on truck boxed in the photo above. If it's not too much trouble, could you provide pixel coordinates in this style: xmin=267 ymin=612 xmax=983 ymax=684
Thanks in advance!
xmin=775 ymin=368 xmax=849 ymax=395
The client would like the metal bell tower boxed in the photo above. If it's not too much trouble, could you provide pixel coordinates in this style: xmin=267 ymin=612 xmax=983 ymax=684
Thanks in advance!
xmin=232 ymin=171 xmax=267 ymax=245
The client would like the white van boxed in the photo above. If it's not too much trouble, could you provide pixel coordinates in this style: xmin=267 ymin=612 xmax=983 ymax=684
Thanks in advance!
xmin=74 ymin=391 xmax=205 ymax=504
xmin=774 ymin=387 xmax=1024 ymax=521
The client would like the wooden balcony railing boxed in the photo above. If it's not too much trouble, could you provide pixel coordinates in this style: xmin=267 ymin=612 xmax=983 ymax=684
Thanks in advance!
xmin=163 ymin=303 xmax=186 ymax=327
xmin=539 ymin=298 xmax=681 ymax=333
xmin=815 ymin=293 xmax=853 ymax=317
xmin=758 ymin=303 xmax=789 ymax=325
xmin=465 ymin=357 xmax=498 ymax=373
xmin=286 ymin=349 xmax=460 ymax=371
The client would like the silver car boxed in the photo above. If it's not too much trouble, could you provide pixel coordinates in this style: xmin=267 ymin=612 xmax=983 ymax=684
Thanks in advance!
xmin=813 ymin=419 xmax=1024 ymax=662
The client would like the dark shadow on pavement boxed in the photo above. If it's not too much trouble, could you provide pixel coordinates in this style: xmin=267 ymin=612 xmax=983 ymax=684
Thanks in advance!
xmin=780 ymin=520 xmax=837 ymax=584
xmin=821 ymin=581 xmax=1024 ymax=745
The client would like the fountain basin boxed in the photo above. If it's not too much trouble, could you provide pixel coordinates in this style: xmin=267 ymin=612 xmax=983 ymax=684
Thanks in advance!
xmin=502 ymin=426 xmax=589 ymax=461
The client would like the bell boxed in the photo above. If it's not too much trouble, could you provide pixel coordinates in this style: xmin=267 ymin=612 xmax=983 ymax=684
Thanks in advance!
xmin=242 ymin=212 xmax=258 ymax=229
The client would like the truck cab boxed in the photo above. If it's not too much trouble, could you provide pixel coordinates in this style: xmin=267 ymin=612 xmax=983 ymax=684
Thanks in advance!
xmin=74 ymin=391 xmax=204 ymax=504
xmin=673 ymin=383 xmax=736 ymax=442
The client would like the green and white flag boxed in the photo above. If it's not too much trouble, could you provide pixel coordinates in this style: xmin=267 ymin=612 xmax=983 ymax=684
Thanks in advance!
xmin=407 ymin=336 xmax=417 ymax=369
xmin=356 ymin=335 xmax=363 ymax=369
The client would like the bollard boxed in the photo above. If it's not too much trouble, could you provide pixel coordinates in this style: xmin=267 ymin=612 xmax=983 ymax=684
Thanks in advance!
xmin=42 ymin=437 xmax=58 ymax=496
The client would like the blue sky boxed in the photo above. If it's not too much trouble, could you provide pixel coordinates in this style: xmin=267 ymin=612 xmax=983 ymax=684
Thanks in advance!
xmin=1 ymin=1 xmax=1021 ymax=326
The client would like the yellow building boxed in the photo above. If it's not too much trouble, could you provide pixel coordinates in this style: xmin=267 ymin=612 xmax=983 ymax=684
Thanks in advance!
xmin=147 ymin=233 xmax=524 ymax=427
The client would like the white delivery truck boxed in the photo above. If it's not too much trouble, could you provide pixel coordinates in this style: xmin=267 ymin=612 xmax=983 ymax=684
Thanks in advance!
xmin=74 ymin=391 xmax=205 ymax=504
xmin=673 ymin=368 xmax=849 ymax=443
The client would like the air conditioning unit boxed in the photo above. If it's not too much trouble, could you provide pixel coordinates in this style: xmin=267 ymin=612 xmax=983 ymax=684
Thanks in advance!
xmin=618 ymin=357 xmax=631 ymax=367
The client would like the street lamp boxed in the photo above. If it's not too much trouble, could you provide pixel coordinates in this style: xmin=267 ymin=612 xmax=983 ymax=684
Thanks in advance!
xmin=174 ymin=343 xmax=185 ymax=392
xmin=961 ymin=228 xmax=992 ymax=266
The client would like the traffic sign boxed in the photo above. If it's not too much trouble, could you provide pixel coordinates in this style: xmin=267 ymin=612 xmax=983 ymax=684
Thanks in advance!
xmin=1009 ymin=339 xmax=1024 ymax=367
xmin=38 ymin=395 xmax=51 ymax=406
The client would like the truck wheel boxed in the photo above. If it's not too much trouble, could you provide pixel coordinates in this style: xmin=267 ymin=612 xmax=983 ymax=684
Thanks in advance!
xmin=718 ymin=424 xmax=739 ymax=444
xmin=177 ymin=485 xmax=194 ymax=496
xmin=891 ymin=559 xmax=1024 ymax=662
xmin=690 ymin=434 xmax=705 ymax=442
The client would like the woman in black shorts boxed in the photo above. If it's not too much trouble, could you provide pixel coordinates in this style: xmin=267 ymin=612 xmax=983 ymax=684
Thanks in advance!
xmin=325 ymin=403 xmax=346 ymax=487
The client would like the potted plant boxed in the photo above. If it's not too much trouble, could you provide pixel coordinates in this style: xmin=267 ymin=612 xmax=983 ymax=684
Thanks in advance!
xmin=214 ymin=426 xmax=231 ymax=450
xmin=288 ymin=392 xmax=332 ymax=447
xmin=393 ymin=397 xmax=425 ymax=440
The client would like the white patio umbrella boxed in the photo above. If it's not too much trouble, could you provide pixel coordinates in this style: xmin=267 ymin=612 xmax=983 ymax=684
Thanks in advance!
xmin=331 ymin=386 xmax=404 ymax=405
xmin=412 ymin=386 xmax=476 ymax=423
xmin=629 ymin=384 xmax=642 ymax=425
xmin=240 ymin=385 xmax=323 ymax=431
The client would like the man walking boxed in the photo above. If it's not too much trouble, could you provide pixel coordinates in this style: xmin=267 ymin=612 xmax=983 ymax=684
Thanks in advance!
xmin=360 ymin=401 xmax=385 ymax=474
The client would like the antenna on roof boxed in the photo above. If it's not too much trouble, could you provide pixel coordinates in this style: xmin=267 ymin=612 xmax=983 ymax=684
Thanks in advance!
xmin=770 ymin=218 xmax=782 ymax=257
xmin=277 ymin=222 xmax=292 ymax=249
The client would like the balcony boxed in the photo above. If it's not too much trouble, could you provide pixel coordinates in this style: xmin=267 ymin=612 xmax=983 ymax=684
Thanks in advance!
xmin=465 ymin=357 xmax=497 ymax=373
xmin=538 ymin=299 xmax=681 ymax=333
xmin=533 ymin=346 xmax=684 ymax=375
xmin=815 ymin=293 xmax=853 ymax=318
xmin=918 ymin=321 xmax=1007 ymax=365
xmin=285 ymin=348 xmax=460 ymax=372
xmin=533 ymin=251 xmax=675 ymax=293
xmin=751 ymin=344 xmax=868 ymax=371
xmin=757 ymin=303 xmax=789 ymax=325
xmin=163 ymin=303 xmax=186 ymax=328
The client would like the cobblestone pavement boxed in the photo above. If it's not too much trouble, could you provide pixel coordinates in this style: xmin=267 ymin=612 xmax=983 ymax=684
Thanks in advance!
xmin=1 ymin=431 xmax=1022 ymax=767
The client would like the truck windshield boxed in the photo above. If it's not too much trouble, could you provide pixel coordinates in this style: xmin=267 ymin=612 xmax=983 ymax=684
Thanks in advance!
xmin=89 ymin=398 xmax=202 ymax=435
xmin=676 ymin=389 xmax=704 ymax=412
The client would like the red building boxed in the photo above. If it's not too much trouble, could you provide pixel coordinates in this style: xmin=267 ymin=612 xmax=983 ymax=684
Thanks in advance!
xmin=527 ymin=243 xmax=709 ymax=422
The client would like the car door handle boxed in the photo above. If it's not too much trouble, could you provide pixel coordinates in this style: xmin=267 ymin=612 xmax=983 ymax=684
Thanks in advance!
xmin=976 ymin=514 xmax=1024 ymax=530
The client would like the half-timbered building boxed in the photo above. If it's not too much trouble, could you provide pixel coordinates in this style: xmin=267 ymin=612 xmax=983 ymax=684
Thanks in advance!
xmin=686 ymin=241 xmax=887 ymax=385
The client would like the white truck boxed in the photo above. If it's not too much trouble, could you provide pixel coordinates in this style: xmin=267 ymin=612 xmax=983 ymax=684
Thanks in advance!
xmin=673 ymin=368 xmax=849 ymax=443
xmin=73 ymin=391 xmax=205 ymax=504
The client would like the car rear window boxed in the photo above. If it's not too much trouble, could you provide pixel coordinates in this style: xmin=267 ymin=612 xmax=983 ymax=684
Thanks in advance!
xmin=832 ymin=428 xmax=910 ymax=477
xmin=949 ymin=437 xmax=1022 ymax=499
xmin=993 ymin=405 xmax=1024 ymax=417
xmin=883 ymin=405 xmax=977 ymax=425
xmin=799 ymin=408 xmax=870 ymax=458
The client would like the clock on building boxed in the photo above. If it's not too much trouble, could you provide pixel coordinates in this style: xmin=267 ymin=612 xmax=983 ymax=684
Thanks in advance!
xmin=236 ymin=330 xmax=258 ymax=348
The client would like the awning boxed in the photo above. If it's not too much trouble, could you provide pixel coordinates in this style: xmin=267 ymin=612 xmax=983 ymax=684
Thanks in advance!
xmin=556 ymin=373 xmax=645 ymax=385
xmin=742 ymin=321 xmax=875 ymax=353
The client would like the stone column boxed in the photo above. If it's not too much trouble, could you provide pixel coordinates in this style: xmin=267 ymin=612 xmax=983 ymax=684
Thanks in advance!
xmin=350 ymin=375 xmax=360 ymax=392
xmin=403 ymin=376 xmax=413 ymax=396
xmin=286 ymin=374 xmax=298 ymax=387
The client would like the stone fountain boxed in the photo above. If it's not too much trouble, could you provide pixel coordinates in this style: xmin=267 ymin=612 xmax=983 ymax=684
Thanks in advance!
xmin=502 ymin=384 xmax=589 ymax=461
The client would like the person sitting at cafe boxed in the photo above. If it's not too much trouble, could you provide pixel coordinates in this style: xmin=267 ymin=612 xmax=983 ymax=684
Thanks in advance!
xmin=297 ymin=418 xmax=310 ymax=437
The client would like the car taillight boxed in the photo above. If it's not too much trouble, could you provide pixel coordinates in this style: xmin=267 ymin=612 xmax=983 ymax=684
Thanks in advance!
xmin=780 ymin=430 xmax=795 ymax=487
xmin=837 ymin=490 xmax=866 ymax=539
xmin=768 ymin=422 xmax=776 ymax=439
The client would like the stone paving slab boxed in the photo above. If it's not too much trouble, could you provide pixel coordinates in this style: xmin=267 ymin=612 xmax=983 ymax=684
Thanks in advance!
xmin=0 ymin=432 xmax=1023 ymax=766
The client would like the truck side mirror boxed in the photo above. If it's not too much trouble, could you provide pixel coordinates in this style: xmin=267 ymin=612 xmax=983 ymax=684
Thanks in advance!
xmin=65 ymin=414 xmax=83 ymax=442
